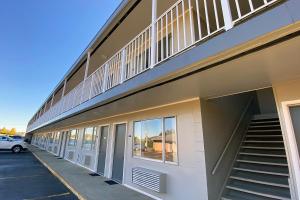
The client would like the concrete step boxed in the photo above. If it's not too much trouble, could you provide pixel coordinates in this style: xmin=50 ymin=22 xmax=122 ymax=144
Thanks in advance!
xmin=237 ymin=159 xmax=288 ymax=166
xmin=233 ymin=167 xmax=289 ymax=177
xmin=226 ymin=183 xmax=290 ymax=200
xmin=239 ymin=152 xmax=286 ymax=158
xmin=250 ymin=120 xmax=280 ymax=126
xmin=240 ymin=148 xmax=286 ymax=155
xmin=235 ymin=162 xmax=289 ymax=175
xmin=246 ymin=135 xmax=282 ymax=138
xmin=241 ymin=146 xmax=285 ymax=150
xmin=243 ymin=140 xmax=283 ymax=143
xmin=248 ymin=130 xmax=282 ymax=133
xmin=230 ymin=171 xmax=289 ymax=188
xmin=238 ymin=154 xmax=287 ymax=164
xmin=223 ymin=189 xmax=275 ymax=200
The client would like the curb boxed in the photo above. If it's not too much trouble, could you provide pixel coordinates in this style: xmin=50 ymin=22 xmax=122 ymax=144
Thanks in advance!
xmin=30 ymin=148 xmax=86 ymax=200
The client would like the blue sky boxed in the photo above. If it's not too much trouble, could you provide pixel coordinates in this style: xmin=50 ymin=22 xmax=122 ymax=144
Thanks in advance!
xmin=0 ymin=0 xmax=122 ymax=132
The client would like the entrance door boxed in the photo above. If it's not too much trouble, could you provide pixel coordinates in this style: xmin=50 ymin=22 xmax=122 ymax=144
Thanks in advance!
xmin=282 ymin=101 xmax=300 ymax=199
xmin=290 ymin=106 xmax=300 ymax=152
xmin=97 ymin=126 xmax=109 ymax=175
xmin=59 ymin=131 xmax=68 ymax=158
xmin=111 ymin=124 xmax=126 ymax=183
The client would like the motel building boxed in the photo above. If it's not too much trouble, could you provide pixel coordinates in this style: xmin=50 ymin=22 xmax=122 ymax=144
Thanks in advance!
xmin=25 ymin=0 xmax=300 ymax=199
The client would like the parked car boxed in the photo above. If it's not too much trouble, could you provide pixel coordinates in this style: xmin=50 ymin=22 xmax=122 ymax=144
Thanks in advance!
xmin=0 ymin=135 xmax=27 ymax=153
xmin=10 ymin=135 xmax=24 ymax=140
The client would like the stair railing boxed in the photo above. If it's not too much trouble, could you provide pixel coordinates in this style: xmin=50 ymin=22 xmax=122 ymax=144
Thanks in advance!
xmin=211 ymin=96 xmax=254 ymax=175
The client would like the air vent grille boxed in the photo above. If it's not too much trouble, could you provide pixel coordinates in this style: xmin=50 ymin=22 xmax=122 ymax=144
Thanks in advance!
xmin=132 ymin=167 xmax=166 ymax=193
xmin=68 ymin=151 xmax=74 ymax=160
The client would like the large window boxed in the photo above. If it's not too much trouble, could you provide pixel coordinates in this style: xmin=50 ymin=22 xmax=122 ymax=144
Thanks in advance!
xmin=49 ymin=133 xmax=54 ymax=144
xmin=82 ymin=127 xmax=97 ymax=150
xmin=68 ymin=129 xmax=78 ymax=147
xmin=54 ymin=132 xmax=61 ymax=144
xmin=133 ymin=117 xmax=177 ymax=163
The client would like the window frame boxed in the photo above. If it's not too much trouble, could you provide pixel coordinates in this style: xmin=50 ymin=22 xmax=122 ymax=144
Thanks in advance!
xmin=68 ymin=129 xmax=78 ymax=147
xmin=81 ymin=127 xmax=97 ymax=151
xmin=132 ymin=116 xmax=178 ymax=165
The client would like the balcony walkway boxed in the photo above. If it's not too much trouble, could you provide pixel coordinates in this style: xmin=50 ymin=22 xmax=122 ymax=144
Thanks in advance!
xmin=28 ymin=145 xmax=153 ymax=200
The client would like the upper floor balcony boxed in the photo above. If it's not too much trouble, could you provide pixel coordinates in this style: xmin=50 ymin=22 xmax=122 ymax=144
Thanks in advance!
xmin=27 ymin=0 xmax=284 ymax=132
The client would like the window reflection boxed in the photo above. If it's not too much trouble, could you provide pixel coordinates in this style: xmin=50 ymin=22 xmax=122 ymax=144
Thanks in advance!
xmin=141 ymin=119 xmax=163 ymax=160
xmin=133 ymin=122 xmax=141 ymax=156
xmin=68 ymin=129 xmax=78 ymax=146
xmin=164 ymin=117 xmax=177 ymax=163
xmin=133 ymin=117 xmax=177 ymax=163
xmin=82 ymin=127 xmax=97 ymax=150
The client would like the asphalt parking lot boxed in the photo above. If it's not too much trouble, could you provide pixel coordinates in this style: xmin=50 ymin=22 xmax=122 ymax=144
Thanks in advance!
xmin=0 ymin=150 xmax=78 ymax=200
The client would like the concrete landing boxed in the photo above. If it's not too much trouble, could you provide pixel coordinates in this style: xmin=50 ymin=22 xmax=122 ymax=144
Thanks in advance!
xmin=29 ymin=145 xmax=153 ymax=200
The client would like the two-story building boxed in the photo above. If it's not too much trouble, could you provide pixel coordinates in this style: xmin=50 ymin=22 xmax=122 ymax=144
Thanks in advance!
xmin=26 ymin=0 xmax=300 ymax=199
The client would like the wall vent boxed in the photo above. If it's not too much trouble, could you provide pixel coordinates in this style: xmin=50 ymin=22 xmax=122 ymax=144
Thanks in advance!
xmin=84 ymin=155 xmax=92 ymax=167
xmin=68 ymin=151 xmax=74 ymax=160
xmin=132 ymin=167 xmax=166 ymax=193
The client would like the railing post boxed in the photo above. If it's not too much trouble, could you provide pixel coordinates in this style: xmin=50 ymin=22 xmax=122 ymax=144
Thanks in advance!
xmin=102 ymin=64 xmax=109 ymax=93
xmin=81 ymin=51 xmax=91 ymax=103
xmin=120 ymin=48 xmax=126 ymax=83
xmin=220 ymin=0 xmax=234 ymax=31
xmin=150 ymin=0 xmax=157 ymax=68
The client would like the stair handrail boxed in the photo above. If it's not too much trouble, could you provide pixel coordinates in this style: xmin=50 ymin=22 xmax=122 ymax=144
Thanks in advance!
xmin=211 ymin=97 xmax=254 ymax=175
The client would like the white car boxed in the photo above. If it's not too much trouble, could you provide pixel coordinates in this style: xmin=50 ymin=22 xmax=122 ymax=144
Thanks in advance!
xmin=0 ymin=135 xmax=27 ymax=153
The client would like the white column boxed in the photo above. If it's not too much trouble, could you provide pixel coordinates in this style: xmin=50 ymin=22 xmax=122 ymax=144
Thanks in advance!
xmin=83 ymin=51 xmax=91 ymax=81
xmin=81 ymin=51 xmax=91 ymax=103
xmin=120 ymin=48 xmax=126 ymax=83
xmin=61 ymin=79 xmax=67 ymax=98
xmin=50 ymin=93 xmax=55 ymax=107
xmin=59 ymin=79 xmax=67 ymax=114
xmin=102 ymin=64 xmax=109 ymax=93
xmin=221 ymin=0 xmax=234 ymax=31
xmin=150 ymin=0 xmax=157 ymax=68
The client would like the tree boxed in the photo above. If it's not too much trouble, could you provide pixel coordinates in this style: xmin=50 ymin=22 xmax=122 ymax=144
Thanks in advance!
xmin=1 ymin=127 xmax=8 ymax=134
xmin=9 ymin=128 xmax=16 ymax=135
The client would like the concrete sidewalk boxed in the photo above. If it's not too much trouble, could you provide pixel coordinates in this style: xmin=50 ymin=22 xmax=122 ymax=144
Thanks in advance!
xmin=29 ymin=145 xmax=153 ymax=200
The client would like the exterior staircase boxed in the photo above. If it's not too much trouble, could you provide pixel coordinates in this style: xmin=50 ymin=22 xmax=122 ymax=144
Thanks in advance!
xmin=222 ymin=115 xmax=291 ymax=200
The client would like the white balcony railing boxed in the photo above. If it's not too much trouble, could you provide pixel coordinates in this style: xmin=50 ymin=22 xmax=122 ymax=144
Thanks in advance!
xmin=27 ymin=0 xmax=281 ymax=132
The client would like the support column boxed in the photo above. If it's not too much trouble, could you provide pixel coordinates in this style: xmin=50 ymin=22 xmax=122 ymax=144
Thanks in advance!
xmin=59 ymin=79 xmax=67 ymax=114
xmin=120 ymin=48 xmax=126 ymax=83
xmin=61 ymin=79 xmax=67 ymax=98
xmin=220 ymin=0 xmax=234 ymax=31
xmin=81 ymin=51 xmax=91 ymax=103
xmin=150 ymin=0 xmax=157 ymax=68
xmin=102 ymin=64 xmax=109 ymax=93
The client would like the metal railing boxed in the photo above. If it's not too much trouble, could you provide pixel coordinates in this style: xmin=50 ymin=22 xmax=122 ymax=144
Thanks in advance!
xmin=27 ymin=0 xmax=281 ymax=132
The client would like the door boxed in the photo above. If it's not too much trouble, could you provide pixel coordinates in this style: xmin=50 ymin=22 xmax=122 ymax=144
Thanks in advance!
xmin=59 ymin=131 xmax=68 ymax=158
xmin=290 ymin=106 xmax=300 ymax=153
xmin=111 ymin=124 xmax=126 ymax=183
xmin=282 ymin=101 xmax=300 ymax=199
xmin=0 ymin=136 xmax=10 ymax=149
xmin=97 ymin=126 xmax=109 ymax=175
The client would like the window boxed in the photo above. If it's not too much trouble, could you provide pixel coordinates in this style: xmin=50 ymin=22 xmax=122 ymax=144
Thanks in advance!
xmin=0 ymin=136 xmax=8 ymax=141
xmin=133 ymin=117 xmax=177 ymax=163
xmin=82 ymin=127 xmax=97 ymax=150
xmin=164 ymin=117 xmax=177 ymax=163
xmin=49 ymin=133 xmax=54 ymax=144
xmin=68 ymin=129 xmax=78 ymax=146
xmin=54 ymin=132 xmax=61 ymax=144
